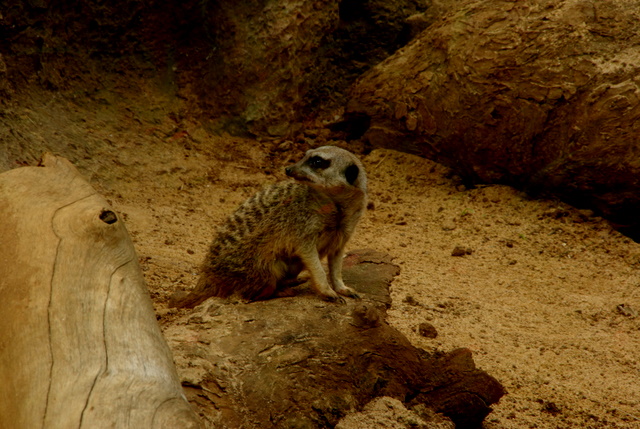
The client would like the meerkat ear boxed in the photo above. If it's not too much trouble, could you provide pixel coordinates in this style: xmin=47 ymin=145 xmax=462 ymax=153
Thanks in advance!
xmin=344 ymin=163 xmax=359 ymax=185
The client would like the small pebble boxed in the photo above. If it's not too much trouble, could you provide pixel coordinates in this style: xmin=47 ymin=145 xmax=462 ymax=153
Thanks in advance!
xmin=277 ymin=141 xmax=293 ymax=151
xmin=418 ymin=322 xmax=438 ymax=338
xmin=616 ymin=303 xmax=638 ymax=318
xmin=451 ymin=246 xmax=472 ymax=256
xmin=441 ymin=220 xmax=456 ymax=231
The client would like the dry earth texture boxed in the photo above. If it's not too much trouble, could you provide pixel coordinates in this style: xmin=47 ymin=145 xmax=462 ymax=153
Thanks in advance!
xmin=2 ymin=91 xmax=639 ymax=428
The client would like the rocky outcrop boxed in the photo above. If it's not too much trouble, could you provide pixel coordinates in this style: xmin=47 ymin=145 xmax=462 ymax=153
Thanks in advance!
xmin=165 ymin=250 xmax=505 ymax=428
xmin=0 ymin=0 xmax=430 ymax=136
xmin=201 ymin=0 xmax=429 ymax=135
xmin=345 ymin=0 xmax=640 ymax=237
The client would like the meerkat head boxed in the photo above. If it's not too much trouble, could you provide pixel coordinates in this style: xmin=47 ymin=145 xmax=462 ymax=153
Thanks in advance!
xmin=285 ymin=146 xmax=367 ymax=192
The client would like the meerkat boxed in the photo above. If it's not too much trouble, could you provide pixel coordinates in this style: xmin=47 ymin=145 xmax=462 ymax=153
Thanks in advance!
xmin=170 ymin=145 xmax=367 ymax=308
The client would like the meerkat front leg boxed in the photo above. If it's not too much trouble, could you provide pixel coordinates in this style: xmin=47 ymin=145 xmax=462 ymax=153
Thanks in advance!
xmin=328 ymin=248 xmax=360 ymax=298
xmin=298 ymin=246 xmax=342 ymax=301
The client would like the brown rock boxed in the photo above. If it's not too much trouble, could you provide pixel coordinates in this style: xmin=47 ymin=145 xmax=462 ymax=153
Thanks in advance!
xmin=199 ymin=0 xmax=429 ymax=136
xmin=165 ymin=249 xmax=504 ymax=428
xmin=345 ymin=0 xmax=640 ymax=238
xmin=451 ymin=246 xmax=472 ymax=257
xmin=418 ymin=322 xmax=438 ymax=338
xmin=200 ymin=0 xmax=340 ymax=136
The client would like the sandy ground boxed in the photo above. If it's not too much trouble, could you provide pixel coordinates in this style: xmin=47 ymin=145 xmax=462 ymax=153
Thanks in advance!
xmin=3 ymin=91 xmax=640 ymax=428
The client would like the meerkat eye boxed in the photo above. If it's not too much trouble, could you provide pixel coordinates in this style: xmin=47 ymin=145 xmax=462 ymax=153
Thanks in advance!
xmin=307 ymin=156 xmax=331 ymax=170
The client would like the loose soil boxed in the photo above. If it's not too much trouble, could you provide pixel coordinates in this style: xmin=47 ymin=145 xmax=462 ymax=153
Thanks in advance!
xmin=2 ymin=89 xmax=640 ymax=428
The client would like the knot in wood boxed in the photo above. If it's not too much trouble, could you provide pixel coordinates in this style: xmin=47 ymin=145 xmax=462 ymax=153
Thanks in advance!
xmin=99 ymin=209 xmax=118 ymax=224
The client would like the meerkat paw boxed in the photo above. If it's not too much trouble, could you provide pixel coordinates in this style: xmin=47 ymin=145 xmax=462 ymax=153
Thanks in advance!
xmin=325 ymin=295 xmax=347 ymax=304
xmin=335 ymin=285 xmax=361 ymax=300
xmin=321 ymin=289 xmax=347 ymax=304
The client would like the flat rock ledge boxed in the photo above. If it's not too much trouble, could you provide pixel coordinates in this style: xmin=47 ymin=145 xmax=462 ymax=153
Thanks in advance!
xmin=164 ymin=249 xmax=505 ymax=428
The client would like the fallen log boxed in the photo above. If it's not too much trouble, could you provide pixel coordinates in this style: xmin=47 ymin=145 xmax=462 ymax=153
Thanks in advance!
xmin=0 ymin=154 xmax=200 ymax=429
xmin=165 ymin=249 xmax=505 ymax=428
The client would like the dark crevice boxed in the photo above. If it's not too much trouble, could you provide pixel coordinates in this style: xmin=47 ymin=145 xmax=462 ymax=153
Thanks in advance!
xmin=329 ymin=113 xmax=371 ymax=141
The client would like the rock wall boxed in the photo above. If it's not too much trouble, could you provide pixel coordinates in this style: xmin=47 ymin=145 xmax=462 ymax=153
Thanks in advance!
xmin=198 ymin=0 xmax=429 ymax=135
xmin=0 ymin=0 xmax=428 ymax=136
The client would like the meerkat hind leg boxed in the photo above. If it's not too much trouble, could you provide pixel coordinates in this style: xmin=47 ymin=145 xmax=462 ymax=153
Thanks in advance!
xmin=274 ymin=274 xmax=308 ymax=297
xmin=328 ymin=249 xmax=360 ymax=299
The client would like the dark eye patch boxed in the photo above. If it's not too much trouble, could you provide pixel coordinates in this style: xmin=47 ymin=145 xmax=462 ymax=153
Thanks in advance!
xmin=307 ymin=156 xmax=331 ymax=170
xmin=344 ymin=163 xmax=359 ymax=185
